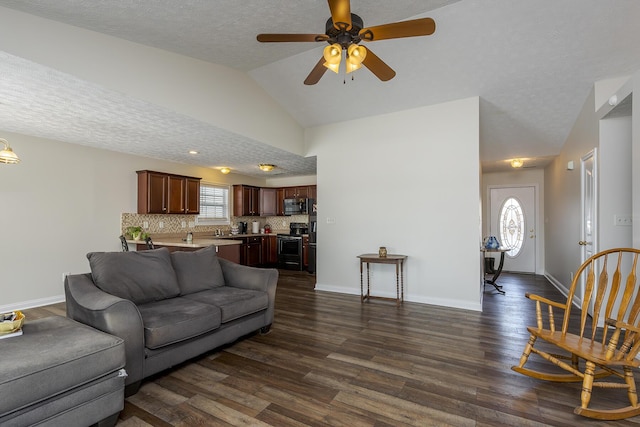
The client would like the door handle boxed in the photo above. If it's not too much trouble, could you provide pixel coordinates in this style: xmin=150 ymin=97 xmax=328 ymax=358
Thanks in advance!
xmin=578 ymin=240 xmax=592 ymax=246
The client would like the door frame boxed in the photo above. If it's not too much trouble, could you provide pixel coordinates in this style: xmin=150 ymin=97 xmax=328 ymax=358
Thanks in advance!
xmin=486 ymin=183 xmax=542 ymax=274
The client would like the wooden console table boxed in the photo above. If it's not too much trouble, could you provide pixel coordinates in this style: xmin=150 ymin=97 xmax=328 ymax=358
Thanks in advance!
xmin=357 ymin=254 xmax=407 ymax=306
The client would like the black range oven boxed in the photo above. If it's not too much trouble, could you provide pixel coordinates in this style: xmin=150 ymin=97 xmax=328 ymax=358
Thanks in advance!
xmin=277 ymin=222 xmax=308 ymax=270
xmin=277 ymin=234 xmax=303 ymax=270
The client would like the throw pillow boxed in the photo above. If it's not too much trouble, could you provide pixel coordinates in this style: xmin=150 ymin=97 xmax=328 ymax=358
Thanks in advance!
xmin=87 ymin=247 xmax=180 ymax=304
xmin=170 ymin=245 xmax=226 ymax=295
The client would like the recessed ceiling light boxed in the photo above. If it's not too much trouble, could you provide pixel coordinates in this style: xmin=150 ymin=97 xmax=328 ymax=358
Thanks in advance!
xmin=189 ymin=150 xmax=198 ymax=155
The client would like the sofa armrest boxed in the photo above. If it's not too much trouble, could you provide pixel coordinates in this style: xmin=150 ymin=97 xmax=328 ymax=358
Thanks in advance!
xmin=218 ymin=259 xmax=278 ymax=324
xmin=64 ymin=273 xmax=144 ymax=388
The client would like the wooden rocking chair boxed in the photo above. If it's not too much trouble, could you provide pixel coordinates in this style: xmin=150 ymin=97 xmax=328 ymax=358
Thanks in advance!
xmin=512 ymin=248 xmax=640 ymax=420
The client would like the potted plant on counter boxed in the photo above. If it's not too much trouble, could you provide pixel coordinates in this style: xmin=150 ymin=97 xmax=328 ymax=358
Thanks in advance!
xmin=126 ymin=226 xmax=146 ymax=241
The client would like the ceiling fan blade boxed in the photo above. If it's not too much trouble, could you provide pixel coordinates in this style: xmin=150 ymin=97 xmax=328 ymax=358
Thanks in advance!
xmin=304 ymin=57 xmax=329 ymax=85
xmin=359 ymin=17 xmax=436 ymax=41
xmin=328 ymin=0 xmax=352 ymax=31
xmin=361 ymin=48 xmax=396 ymax=81
xmin=257 ymin=34 xmax=329 ymax=43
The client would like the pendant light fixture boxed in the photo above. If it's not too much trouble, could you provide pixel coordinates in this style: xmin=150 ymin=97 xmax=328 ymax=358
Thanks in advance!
xmin=0 ymin=138 xmax=20 ymax=164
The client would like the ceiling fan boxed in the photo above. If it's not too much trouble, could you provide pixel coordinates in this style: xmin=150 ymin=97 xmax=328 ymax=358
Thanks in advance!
xmin=256 ymin=0 xmax=436 ymax=85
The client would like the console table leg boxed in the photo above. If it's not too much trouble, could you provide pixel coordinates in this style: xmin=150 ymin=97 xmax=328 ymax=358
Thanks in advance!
xmin=366 ymin=262 xmax=371 ymax=300
xmin=395 ymin=262 xmax=400 ymax=306
xmin=360 ymin=260 xmax=364 ymax=302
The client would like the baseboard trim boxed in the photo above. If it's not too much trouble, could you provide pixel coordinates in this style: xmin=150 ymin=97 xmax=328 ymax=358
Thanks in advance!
xmin=314 ymin=284 xmax=482 ymax=312
xmin=544 ymin=273 xmax=580 ymax=307
xmin=0 ymin=295 xmax=65 ymax=313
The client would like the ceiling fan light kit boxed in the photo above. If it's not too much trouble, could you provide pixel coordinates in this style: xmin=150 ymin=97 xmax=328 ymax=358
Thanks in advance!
xmin=0 ymin=138 xmax=20 ymax=164
xmin=257 ymin=0 xmax=435 ymax=85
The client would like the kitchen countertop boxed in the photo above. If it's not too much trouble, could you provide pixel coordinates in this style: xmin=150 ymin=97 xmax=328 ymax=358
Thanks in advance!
xmin=127 ymin=237 xmax=242 ymax=248
xmin=127 ymin=231 xmax=309 ymax=249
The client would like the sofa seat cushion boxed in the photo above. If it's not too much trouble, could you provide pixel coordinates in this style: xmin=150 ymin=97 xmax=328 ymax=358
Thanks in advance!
xmin=87 ymin=247 xmax=180 ymax=304
xmin=184 ymin=287 xmax=269 ymax=323
xmin=170 ymin=245 xmax=225 ymax=294
xmin=137 ymin=297 xmax=222 ymax=349
xmin=0 ymin=316 xmax=124 ymax=417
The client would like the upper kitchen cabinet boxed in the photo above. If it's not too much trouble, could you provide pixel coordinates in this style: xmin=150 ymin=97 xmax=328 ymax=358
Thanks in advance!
xmin=233 ymin=185 xmax=260 ymax=216
xmin=276 ymin=188 xmax=285 ymax=216
xmin=259 ymin=188 xmax=277 ymax=216
xmin=137 ymin=170 xmax=201 ymax=214
xmin=284 ymin=185 xmax=316 ymax=199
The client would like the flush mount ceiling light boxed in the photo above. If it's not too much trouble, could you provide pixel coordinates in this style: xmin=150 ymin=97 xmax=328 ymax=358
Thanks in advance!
xmin=510 ymin=159 xmax=524 ymax=168
xmin=0 ymin=138 xmax=20 ymax=164
xmin=189 ymin=150 xmax=198 ymax=155
xmin=219 ymin=167 xmax=231 ymax=174
xmin=259 ymin=164 xmax=275 ymax=172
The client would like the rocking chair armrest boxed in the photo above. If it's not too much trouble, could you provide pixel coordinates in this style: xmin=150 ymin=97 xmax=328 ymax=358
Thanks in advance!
xmin=605 ymin=318 xmax=640 ymax=334
xmin=525 ymin=293 xmax=567 ymax=310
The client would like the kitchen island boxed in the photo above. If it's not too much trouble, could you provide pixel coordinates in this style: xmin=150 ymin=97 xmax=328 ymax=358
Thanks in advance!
xmin=127 ymin=236 xmax=242 ymax=263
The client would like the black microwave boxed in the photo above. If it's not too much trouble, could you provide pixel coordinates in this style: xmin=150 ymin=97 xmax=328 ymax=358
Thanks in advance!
xmin=283 ymin=198 xmax=311 ymax=216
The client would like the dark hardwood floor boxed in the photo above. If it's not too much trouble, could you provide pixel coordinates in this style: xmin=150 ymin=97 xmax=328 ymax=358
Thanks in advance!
xmin=23 ymin=271 xmax=640 ymax=426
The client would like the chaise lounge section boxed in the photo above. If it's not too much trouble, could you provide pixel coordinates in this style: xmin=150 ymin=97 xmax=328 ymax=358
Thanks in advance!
xmin=65 ymin=245 xmax=278 ymax=395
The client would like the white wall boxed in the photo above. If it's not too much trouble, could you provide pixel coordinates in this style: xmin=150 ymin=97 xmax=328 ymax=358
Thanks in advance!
xmin=307 ymin=97 xmax=482 ymax=311
xmin=0 ymin=6 xmax=304 ymax=155
xmin=599 ymin=116 xmax=632 ymax=250
xmin=545 ymin=82 xmax=635 ymax=290
xmin=0 ymin=131 xmax=264 ymax=311
xmin=482 ymin=169 xmax=545 ymax=274
xmin=634 ymin=72 xmax=640 ymax=248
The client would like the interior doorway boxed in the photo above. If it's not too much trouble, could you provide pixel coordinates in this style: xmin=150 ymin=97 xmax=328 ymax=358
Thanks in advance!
xmin=489 ymin=186 xmax=537 ymax=273
xmin=579 ymin=149 xmax=597 ymax=309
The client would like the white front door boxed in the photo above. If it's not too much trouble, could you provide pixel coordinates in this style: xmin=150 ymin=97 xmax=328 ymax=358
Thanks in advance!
xmin=489 ymin=186 xmax=536 ymax=273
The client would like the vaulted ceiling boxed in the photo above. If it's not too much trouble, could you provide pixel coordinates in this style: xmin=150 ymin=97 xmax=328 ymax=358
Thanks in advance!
xmin=1 ymin=0 xmax=639 ymax=176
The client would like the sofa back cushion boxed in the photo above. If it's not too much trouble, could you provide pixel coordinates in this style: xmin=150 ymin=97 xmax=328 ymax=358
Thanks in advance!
xmin=170 ymin=245 xmax=226 ymax=295
xmin=87 ymin=247 xmax=180 ymax=304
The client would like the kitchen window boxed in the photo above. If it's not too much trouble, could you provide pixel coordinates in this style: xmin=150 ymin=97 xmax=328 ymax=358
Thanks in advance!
xmin=197 ymin=183 xmax=230 ymax=225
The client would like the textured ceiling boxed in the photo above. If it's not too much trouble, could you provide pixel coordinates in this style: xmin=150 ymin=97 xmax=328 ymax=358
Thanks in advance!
xmin=0 ymin=0 xmax=639 ymax=176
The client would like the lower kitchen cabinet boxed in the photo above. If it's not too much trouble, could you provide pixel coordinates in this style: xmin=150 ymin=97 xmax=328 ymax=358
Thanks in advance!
xmin=303 ymin=236 xmax=309 ymax=268
xmin=241 ymin=236 xmax=262 ymax=267
xmin=216 ymin=244 xmax=240 ymax=264
xmin=261 ymin=235 xmax=278 ymax=266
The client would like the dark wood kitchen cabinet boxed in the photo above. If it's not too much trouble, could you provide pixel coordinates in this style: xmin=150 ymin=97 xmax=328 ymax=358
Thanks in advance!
xmin=217 ymin=244 xmax=240 ymax=264
xmin=262 ymin=235 xmax=278 ymax=266
xmin=303 ymin=235 xmax=309 ymax=268
xmin=242 ymin=236 xmax=262 ymax=267
xmin=259 ymin=188 xmax=277 ymax=216
xmin=283 ymin=185 xmax=316 ymax=200
xmin=137 ymin=170 xmax=201 ymax=214
xmin=233 ymin=185 xmax=260 ymax=216
xmin=284 ymin=186 xmax=309 ymax=199
xmin=276 ymin=188 xmax=285 ymax=216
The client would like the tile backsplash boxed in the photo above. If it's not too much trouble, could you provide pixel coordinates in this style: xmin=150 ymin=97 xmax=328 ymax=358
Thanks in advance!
xmin=121 ymin=213 xmax=309 ymax=236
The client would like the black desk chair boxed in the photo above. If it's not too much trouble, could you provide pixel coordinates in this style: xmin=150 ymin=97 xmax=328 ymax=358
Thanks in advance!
xmin=145 ymin=236 xmax=154 ymax=249
xmin=119 ymin=235 xmax=129 ymax=252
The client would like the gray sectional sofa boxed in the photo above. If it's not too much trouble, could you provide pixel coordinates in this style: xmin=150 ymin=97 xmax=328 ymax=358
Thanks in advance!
xmin=65 ymin=245 xmax=278 ymax=395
